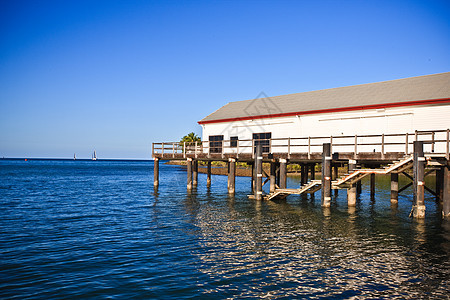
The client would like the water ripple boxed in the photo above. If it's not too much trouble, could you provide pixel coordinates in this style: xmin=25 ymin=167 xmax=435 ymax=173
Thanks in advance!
xmin=0 ymin=160 xmax=449 ymax=299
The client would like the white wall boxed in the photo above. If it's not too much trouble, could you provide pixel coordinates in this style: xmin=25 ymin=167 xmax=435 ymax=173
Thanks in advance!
xmin=201 ymin=104 xmax=450 ymax=154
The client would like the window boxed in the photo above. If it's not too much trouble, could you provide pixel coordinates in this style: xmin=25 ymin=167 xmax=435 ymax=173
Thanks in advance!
xmin=209 ymin=135 xmax=224 ymax=153
xmin=230 ymin=136 xmax=238 ymax=147
xmin=253 ymin=132 xmax=271 ymax=153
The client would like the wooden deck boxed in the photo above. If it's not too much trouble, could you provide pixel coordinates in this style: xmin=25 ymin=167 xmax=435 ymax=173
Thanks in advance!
xmin=152 ymin=131 xmax=450 ymax=218
xmin=152 ymin=129 xmax=450 ymax=163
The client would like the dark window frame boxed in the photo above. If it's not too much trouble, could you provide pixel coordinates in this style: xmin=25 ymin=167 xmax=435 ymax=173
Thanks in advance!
xmin=209 ymin=135 xmax=224 ymax=153
xmin=253 ymin=132 xmax=272 ymax=153
xmin=230 ymin=136 xmax=238 ymax=147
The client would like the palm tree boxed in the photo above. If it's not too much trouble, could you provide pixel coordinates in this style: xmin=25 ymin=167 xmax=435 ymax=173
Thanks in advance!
xmin=180 ymin=132 xmax=201 ymax=144
xmin=180 ymin=132 xmax=201 ymax=152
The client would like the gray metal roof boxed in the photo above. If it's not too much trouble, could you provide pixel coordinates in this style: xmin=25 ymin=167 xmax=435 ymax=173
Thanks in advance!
xmin=199 ymin=72 xmax=450 ymax=124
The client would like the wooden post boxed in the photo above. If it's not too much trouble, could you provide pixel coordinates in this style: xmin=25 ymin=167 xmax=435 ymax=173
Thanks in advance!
xmin=207 ymin=161 xmax=212 ymax=187
xmin=275 ymin=162 xmax=280 ymax=187
xmin=321 ymin=143 xmax=332 ymax=208
xmin=310 ymin=164 xmax=315 ymax=180
xmin=255 ymin=145 xmax=263 ymax=200
xmin=288 ymin=137 xmax=291 ymax=159
xmin=391 ymin=172 xmax=399 ymax=204
xmin=413 ymin=141 xmax=425 ymax=218
xmin=279 ymin=158 xmax=287 ymax=189
xmin=405 ymin=133 xmax=409 ymax=155
xmin=228 ymin=158 xmax=236 ymax=194
xmin=333 ymin=163 xmax=339 ymax=198
xmin=431 ymin=132 xmax=435 ymax=153
xmin=443 ymin=165 xmax=450 ymax=218
xmin=250 ymin=162 xmax=255 ymax=193
xmin=270 ymin=161 xmax=276 ymax=193
xmin=436 ymin=168 xmax=443 ymax=202
xmin=153 ymin=158 xmax=159 ymax=187
xmin=301 ymin=164 xmax=308 ymax=185
xmin=187 ymin=158 xmax=193 ymax=190
xmin=370 ymin=173 xmax=376 ymax=199
xmin=357 ymin=180 xmax=362 ymax=195
xmin=308 ymin=136 xmax=311 ymax=160
xmin=347 ymin=159 xmax=357 ymax=207
xmin=193 ymin=160 xmax=198 ymax=186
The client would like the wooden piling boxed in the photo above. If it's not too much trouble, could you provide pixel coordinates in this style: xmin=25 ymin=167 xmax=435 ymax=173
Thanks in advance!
xmin=207 ymin=161 xmax=212 ymax=187
xmin=413 ymin=141 xmax=425 ymax=218
xmin=443 ymin=165 xmax=450 ymax=218
xmin=436 ymin=168 xmax=443 ymax=202
xmin=270 ymin=161 xmax=276 ymax=193
xmin=347 ymin=159 xmax=357 ymax=207
xmin=333 ymin=165 xmax=339 ymax=181
xmin=187 ymin=158 xmax=193 ymax=190
xmin=153 ymin=158 xmax=159 ymax=187
xmin=301 ymin=164 xmax=308 ymax=185
xmin=250 ymin=162 xmax=255 ymax=193
xmin=370 ymin=173 xmax=376 ymax=199
xmin=322 ymin=143 xmax=332 ymax=208
xmin=391 ymin=172 xmax=399 ymax=204
xmin=279 ymin=158 xmax=287 ymax=189
xmin=357 ymin=180 xmax=362 ymax=195
xmin=276 ymin=162 xmax=280 ymax=187
xmin=310 ymin=164 xmax=315 ymax=180
xmin=228 ymin=158 xmax=236 ymax=194
xmin=255 ymin=145 xmax=263 ymax=200
xmin=193 ymin=160 xmax=198 ymax=186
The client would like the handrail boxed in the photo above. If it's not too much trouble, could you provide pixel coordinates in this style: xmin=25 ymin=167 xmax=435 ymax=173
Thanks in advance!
xmin=152 ymin=129 xmax=450 ymax=158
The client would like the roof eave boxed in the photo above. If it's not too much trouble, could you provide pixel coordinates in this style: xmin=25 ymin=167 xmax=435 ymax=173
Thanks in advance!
xmin=197 ymin=97 xmax=450 ymax=125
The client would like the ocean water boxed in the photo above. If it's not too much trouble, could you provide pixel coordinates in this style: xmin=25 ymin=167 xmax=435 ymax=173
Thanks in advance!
xmin=0 ymin=159 xmax=449 ymax=299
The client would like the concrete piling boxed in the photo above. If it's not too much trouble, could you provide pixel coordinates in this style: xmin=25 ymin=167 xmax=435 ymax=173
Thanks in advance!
xmin=153 ymin=158 xmax=159 ymax=188
xmin=443 ymin=165 xmax=450 ymax=218
xmin=270 ymin=161 xmax=276 ymax=193
xmin=187 ymin=158 xmax=193 ymax=190
xmin=255 ymin=145 xmax=263 ymax=200
xmin=322 ymin=143 xmax=332 ymax=208
xmin=279 ymin=158 xmax=287 ymax=189
xmin=228 ymin=158 xmax=236 ymax=194
xmin=413 ymin=141 xmax=425 ymax=218
xmin=347 ymin=159 xmax=357 ymax=207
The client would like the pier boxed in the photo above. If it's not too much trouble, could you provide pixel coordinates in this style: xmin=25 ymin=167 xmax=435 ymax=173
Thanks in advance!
xmin=153 ymin=129 xmax=450 ymax=218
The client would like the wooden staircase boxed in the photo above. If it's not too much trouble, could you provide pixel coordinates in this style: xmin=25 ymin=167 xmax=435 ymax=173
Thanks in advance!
xmin=266 ymin=180 xmax=322 ymax=200
xmin=264 ymin=155 xmax=415 ymax=200
xmin=332 ymin=155 xmax=414 ymax=188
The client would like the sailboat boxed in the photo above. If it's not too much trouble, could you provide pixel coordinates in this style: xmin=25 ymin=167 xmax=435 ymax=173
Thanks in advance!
xmin=92 ymin=150 xmax=97 ymax=161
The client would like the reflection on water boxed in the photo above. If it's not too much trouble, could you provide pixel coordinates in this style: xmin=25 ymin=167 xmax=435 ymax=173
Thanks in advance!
xmin=190 ymin=175 xmax=450 ymax=298
xmin=0 ymin=161 xmax=449 ymax=299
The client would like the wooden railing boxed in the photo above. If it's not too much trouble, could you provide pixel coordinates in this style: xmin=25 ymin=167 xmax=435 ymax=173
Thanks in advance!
xmin=152 ymin=129 xmax=450 ymax=160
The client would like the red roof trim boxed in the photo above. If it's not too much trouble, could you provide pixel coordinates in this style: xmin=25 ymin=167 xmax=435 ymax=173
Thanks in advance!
xmin=198 ymin=98 xmax=450 ymax=125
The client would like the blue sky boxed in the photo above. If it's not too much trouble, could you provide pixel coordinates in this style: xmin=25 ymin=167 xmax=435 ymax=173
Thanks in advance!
xmin=1 ymin=0 xmax=449 ymax=159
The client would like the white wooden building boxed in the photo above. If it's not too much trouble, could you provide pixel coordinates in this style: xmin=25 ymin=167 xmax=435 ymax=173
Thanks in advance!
xmin=198 ymin=72 xmax=450 ymax=154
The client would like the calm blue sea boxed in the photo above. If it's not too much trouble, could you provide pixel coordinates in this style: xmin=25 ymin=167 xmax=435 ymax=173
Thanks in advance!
xmin=0 ymin=159 xmax=449 ymax=299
